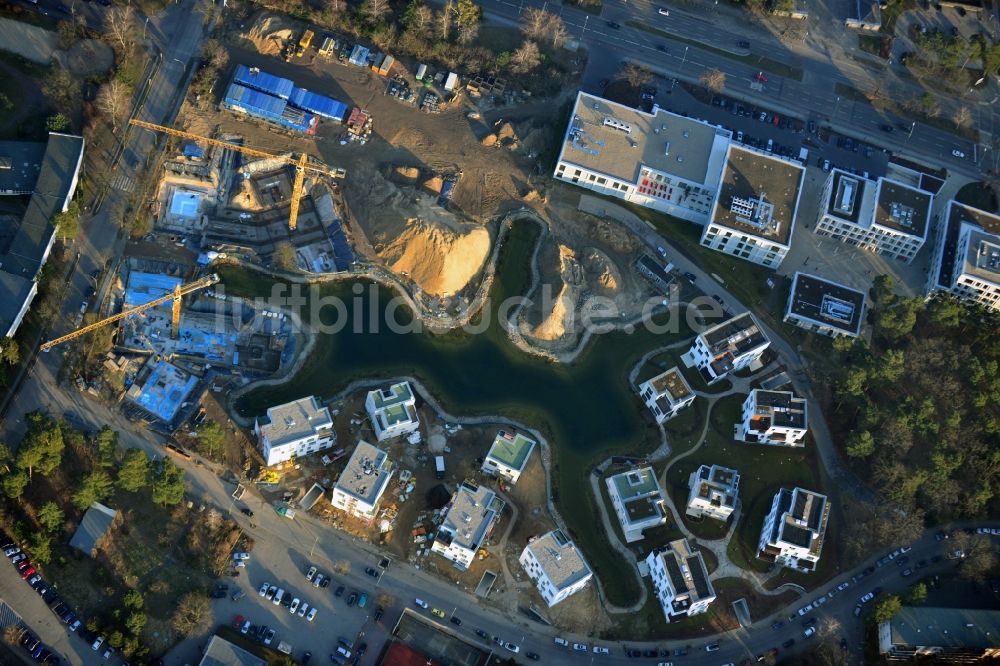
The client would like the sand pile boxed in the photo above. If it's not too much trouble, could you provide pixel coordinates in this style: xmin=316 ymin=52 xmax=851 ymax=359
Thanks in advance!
xmin=380 ymin=220 xmax=490 ymax=296
xmin=244 ymin=15 xmax=294 ymax=55
xmin=481 ymin=134 xmax=498 ymax=147
xmin=422 ymin=176 xmax=443 ymax=194
xmin=390 ymin=166 xmax=421 ymax=184
xmin=530 ymin=245 xmax=580 ymax=342
xmin=583 ymin=248 xmax=620 ymax=293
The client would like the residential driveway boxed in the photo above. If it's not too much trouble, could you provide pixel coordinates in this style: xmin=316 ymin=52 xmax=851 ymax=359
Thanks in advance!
xmin=0 ymin=557 xmax=100 ymax=665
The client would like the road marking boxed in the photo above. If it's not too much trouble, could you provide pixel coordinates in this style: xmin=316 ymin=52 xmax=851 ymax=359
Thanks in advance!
xmin=111 ymin=175 xmax=135 ymax=192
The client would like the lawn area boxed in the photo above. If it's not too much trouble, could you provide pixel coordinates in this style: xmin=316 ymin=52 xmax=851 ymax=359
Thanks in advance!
xmin=625 ymin=21 xmax=804 ymax=81
xmin=662 ymin=393 xmax=833 ymax=582
xmin=663 ymin=398 xmax=708 ymax=453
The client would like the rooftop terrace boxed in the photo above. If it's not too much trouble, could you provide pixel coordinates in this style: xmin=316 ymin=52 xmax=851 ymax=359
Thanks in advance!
xmin=647 ymin=367 xmax=692 ymax=401
xmin=258 ymin=396 xmax=332 ymax=448
xmin=873 ymin=178 xmax=931 ymax=238
xmin=525 ymin=530 xmax=591 ymax=590
xmin=335 ymin=441 xmax=392 ymax=505
xmin=486 ymin=431 xmax=535 ymax=471
xmin=786 ymin=272 xmax=865 ymax=336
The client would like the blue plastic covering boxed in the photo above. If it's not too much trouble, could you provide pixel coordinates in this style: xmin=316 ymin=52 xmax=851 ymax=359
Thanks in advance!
xmin=125 ymin=271 xmax=183 ymax=309
xmin=438 ymin=179 xmax=456 ymax=207
xmin=182 ymin=143 xmax=205 ymax=158
xmin=224 ymin=83 xmax=287 ymax=121
xmin=289 ymin=87 xmax=349 ymax=122
xmin=233 ymin=64 xmax=294 ymax=99
xmin=326 ymin=220 xmax=354 ymax=270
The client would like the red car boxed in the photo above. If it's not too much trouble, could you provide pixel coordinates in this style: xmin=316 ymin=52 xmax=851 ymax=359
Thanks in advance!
xmin=21 ymin=567 xmax=36 ymax=580
xmin=16 ymin=560 xmax=31 ymax=572
xmin=233 ymin=615 xmax=245 ymax=629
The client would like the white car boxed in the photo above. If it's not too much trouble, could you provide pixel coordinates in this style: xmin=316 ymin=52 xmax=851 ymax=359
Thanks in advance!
xmin=306 ymin=566 xmax=317 ymax=581
xmin=736 ymin=130 xmax=744 ymax=142
xmin=233 ymin=560 xmax=246 ymax=568
xmin=837 ymin=582 xmax=850 ymax=591
xmin=593 ymin=646 xmax=609 ymax=654
xmin=952 ymin=149 xmax=966 ymax=158
xmin=313 ymin=573 xmax=324 ymax=588
xmin=298 ymin=602 xmax=309 ymax=617
xmin=504 ymin=642 xmax=519 ymax=653
xmin=92 ymin=636 xmax=105 ymax=650
xmin=233 ymin=551 xmax=250 ymax=561
xmin=273 ymin=588 xmax=284 ymax=606
xmin=573 ymin=643 xmax=588 ymax=652
xmin=813 ymin=596 xmax=827 ymax=607
xmin=705 ymin=643 xmax=720 ymax=652
xmin=899 ymin=545 xmax=912 ymax=553
xmin=859 ymin=591 xmax=875 ymax=604
xmin=658 ymin=7 xmax=669 ymax=15
xmin=289 ymin=598 xmax=300 ymax=614
xmin=803 ymin=626 xmax=817 ymax=638
xmin=797 ymin=604 xmax=813 ymax=615
xmin=306 ymin=607 xmax=317 ymax=622
xmin=554 ymin=638 xmax=570 ymax=647
xmin=264 ymin=628 xmax=275 ymax=645
xmin=259 ymin=583 xmax=270 ymax=597
xmin=241 ymin=620 xmax=251 ymax=634
xmin=414 ymin=598 xmax=429 ymax=609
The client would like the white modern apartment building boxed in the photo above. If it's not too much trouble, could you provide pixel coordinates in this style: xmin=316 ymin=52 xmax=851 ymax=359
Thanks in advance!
xmin=519 ymin=530 xmax=593 ymax=607
xmin=553 ymin=91 xmax=732 ymax=224
xmin=365 ymin=381 xmax=419 ymax=441
xmin=736 ymin=389 xmax=808 ymax=447
xmin=605 ymin=467 xmax=668 ymax=542
xmin=481 ymin=430 xmax=536 ymax=485
xmin=645 ymin=538 xmax=716 ymax=622
xmin=431 ymin=482 xmax=504 ymax=570
xmin=683 ymin=312 xmax=770 ymax=384
xmin=926 ymin=200 xmax=1000 ymax=312
xmin=638 ymin=366 xmax=696 ymax=424
xmin=254 ymin=396 xmax=336 ymax=466
xmin=699 ymin=144 xmax=805 ymax=268
xmin=814 ymin=170 xmax=933 ymax=263
xmin=784 ymin=272 xmax=866 ymax=338
xmin=330 ymin=441 xmax=393 ymax=521
xmin=757 ymin=487 xmax=829 ymax=573
xmin=686 ymin=464 xmax=740 ymax=521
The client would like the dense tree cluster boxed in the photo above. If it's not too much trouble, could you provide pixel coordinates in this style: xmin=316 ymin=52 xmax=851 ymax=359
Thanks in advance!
xmin=831 ymin=283 xmax=1000 ymax=525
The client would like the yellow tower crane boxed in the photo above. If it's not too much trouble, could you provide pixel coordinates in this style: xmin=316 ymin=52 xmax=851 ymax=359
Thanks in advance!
xmin=40 ymin=274 xmax=220 ymax=352
xmin=129 ymin=119 xmax=344 ymax=231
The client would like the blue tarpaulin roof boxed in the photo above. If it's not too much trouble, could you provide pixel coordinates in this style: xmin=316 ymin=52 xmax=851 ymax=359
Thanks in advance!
xmin=327 ymin=220 xmax=354 ymax=270
xmin=233 ymin=64 xmax=294 ymax=99
xmin=182 ymin=143 xmax=205 ymax=158
xmin=224 ymin=83 xmax=287 ymax=121
xmin=289 ymin=87 xmax=349 ymax=122
xmin=128 ymin=360 xmax=198 ymax=423
xmin=124 ymin=271 xmax=183 ymax=309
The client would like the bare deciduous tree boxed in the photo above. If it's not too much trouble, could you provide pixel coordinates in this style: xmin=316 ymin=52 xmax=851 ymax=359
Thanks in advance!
xmin=454 ymin=0 xmax=480 ymax=44
xmin=201 ymin=38 xmax=229 ymax=70
xmin=622 ymin=62 xmax=653 ymax=88
xmin=953 ymin=105 xmax=972 ymax=129
xmin=699 ymin=67 xmax=726 ymax=92
xmin=438 ymin=0 xmax=453 ymax=41
xmin=104 ymin=5 xmax=136 ymax=58
xmin=521 ymin=8 xmax=569 ymax=49
xmin=96 ymin=79 xmax=131 ymax=133
xmin=413 ymin=4 xmax=434 ymax=35
xmin=511 ymin=40 xmax=541 ymax=74
xmin=361 ymin=0 xmax=391 ymax=25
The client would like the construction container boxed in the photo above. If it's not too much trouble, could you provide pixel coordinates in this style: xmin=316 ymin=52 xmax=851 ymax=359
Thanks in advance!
xmin=415 ymin=63 xmax=427 ymax=81
xmin=319 ymin=36 xmax=335 ymax=57
xmin=223 ymin=83 xmax=317 ymax=134
xmin=289 ymin=87 xmax=349 ymax=122
xmin=444 ymin=72 xmax=459 ymax=91
xmin=233 ymin=64 xmax=294 ymax=100
xmin=297 ymin=29 xmax=314 ymax=56
xmin=377 ymin=55 xmax=395 ymax=77
xmin=349 ymin=45 xmax=370 ymax=67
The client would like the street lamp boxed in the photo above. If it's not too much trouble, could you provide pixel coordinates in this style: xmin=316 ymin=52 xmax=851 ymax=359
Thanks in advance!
xmin=833 ymin=95 xmax=841 ymax=119
xmin=907 ymin=121 xmax=916 ymax=143
xmin=680 ymin=45 xmax=689 ymax=69
xmin=143 ymin=16 xmax=149 ymax=41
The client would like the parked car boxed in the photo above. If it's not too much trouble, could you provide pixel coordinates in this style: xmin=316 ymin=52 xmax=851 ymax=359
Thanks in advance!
xmin=572 ymin=643 xmax=588 ymax=652
xmin=306 ymin=607 xmax=317 ymax=622
xmin=450 ymin=615 xmax=463 ymax=626
xmin=414 ymin=598 xmax=428 ymax=609
xmin=592 ymin=646 xmax=609 ymax=654
xmin=263 ymin=628 xmax=275 ymax=645
xmin=803 ymin=627 xmax=817 ymax=638
xmin=347 ymin=593 xmax=357 ymax=607
xmin=365 ymin=567 xmax=379 ymax=578
xmin=374 ymin=607 xmax=384 ymax=622
xmin=91 ymin=636 xmax=105 ymax=650
xmin=606 ymin=21 xmax=621 ymax=28
xmin=241 ymin=508 xmax=254 ymax=517
xmin=289 ymin=598 xmax=300 ymax=614
xmin=233 ymin=552 xmax=250 ymax=561
xmin=306 ymin=566 xmax=318 ymax=581
xmin=313 ymin=573 xmax=324 ymax=588
xmin=298 ymin=602 xmax=309 ymax=618
xmin=259 ymin=583 xmax=270 ymax=597
xmin=431 ymin=608 xmax=446 ymax=619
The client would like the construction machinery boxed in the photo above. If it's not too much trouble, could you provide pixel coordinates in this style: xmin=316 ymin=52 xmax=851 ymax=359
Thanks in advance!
xmin=40 ymin=274 xmax=220 ymax=352
xmin=129 ymin=119 xmax=345 ymax=231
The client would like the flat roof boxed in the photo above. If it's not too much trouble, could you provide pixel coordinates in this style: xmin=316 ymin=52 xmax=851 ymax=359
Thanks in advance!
xmin=710 ymin=145 xmax=803 ymax=246
xmin=701 ymin=312 xmax=769 ymax=358
xmin=124 ymin=359 xmax=199 ymax=423
xmin=934 ymin=200 xmax=1000 ymax=289
xmin=787 ymin=272 xmax=866 ymax=336
xmin=645 ymin=367 xmax=692 ymax=402
xmin=258 ymin=395 xmax=332 ymax=448
xmin=751 ymin=389 xmax=807 ymax=430
xmin=485 ymin=430 xmax=535 ymax=471
xmin=1 ymin=133 xmax=84 ymax=277
xmin=873 ymin=178 xmax=932 ymax=238
xmin=962 ymin=227 xmax=1000 ymax=284
xmin=824 ymin=170 xmax=868 ymax=224
xmin=692 ymin=464 xmax=739 ymax=508
xmin=525 ymin=530 xmax=592 ymax=591
xmin=887 ymin=607 xmax=1000 ymax=650
xmin=0 ymin=271 xmax=36 ymax=337
xmin=609 ymin=467 xmax=660 ymax=501
xmin=438 ymin=482 xmax=500 ymax=552
xmin=0 ymin=141 xmax=45 ymax=194
xmin=655 ymin=538 xmax=715 ymax=610
xmin=169 ymin=190 xmax=202 ymax=218
xmin=334 ymin=440 xmax=392 ymax=506
xmin=369 ymin=382 xmax=417 ymax=427
xmin=777 ymin=487 xmax=828 ymax=555
xmin=199 ymin=635 xmax=267 ymax=666
xmin=559 ymin=91 xmax=726 ymax=185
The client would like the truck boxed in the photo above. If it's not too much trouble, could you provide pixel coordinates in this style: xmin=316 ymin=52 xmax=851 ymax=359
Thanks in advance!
xmin=798 ymin=147 xmax=809 ymax=163
xmin=277 ymin=641 xmax=293 ymax=655
xmin=297 ymin=30 xmax=315 ymax=57
xmin=434 ymin=456 xmax=445 ymax=479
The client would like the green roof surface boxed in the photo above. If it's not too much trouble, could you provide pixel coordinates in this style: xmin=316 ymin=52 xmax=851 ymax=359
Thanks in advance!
xmin=486 ymin=431 xmax=535 ymax=470
xmin=370 ymin=382 xmax=413 ymax=409
xmin=611 ymin=467 xmax=659 ymax=500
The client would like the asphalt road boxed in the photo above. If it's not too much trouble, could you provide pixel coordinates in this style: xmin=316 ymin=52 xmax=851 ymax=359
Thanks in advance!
xmin=470 ymin=0 xmax=991 ymax=178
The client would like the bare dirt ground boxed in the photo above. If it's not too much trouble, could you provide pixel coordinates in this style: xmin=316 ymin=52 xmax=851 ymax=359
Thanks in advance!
xmin=0 ymin=17 xmax=113 ymax=74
